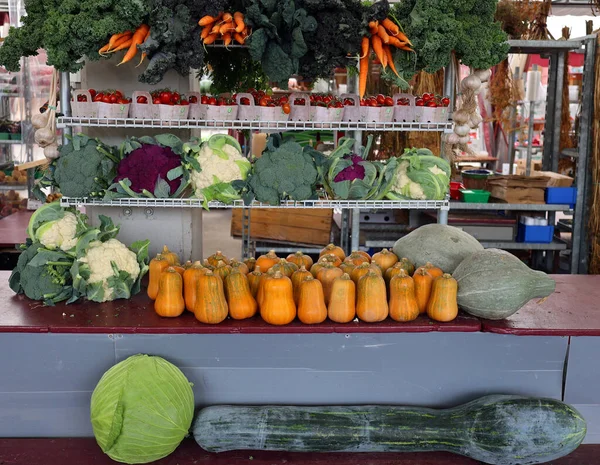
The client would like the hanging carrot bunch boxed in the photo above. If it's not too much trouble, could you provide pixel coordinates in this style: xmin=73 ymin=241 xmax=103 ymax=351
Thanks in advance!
xmin=359 ymin=17 xmax=413 ymax=98
xmin=199 ymin=11 xmax=250 ymax=46
xmin=99 ymin=24 xmax=151 ymax=67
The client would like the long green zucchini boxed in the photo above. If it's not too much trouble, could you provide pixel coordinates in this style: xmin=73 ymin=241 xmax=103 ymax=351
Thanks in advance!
xmin=193 ymin=395 xmax=586 ymax=465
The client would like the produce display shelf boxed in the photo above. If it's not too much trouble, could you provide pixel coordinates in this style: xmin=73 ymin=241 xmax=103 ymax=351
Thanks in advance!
xmin=449 ymin=202 xmax=573 ymax=212
xmin=0 ymin=139 xmax=23 ymax=145
xmin=0 ymin=183 xmax=27 ymax=191
xmin=365 ymin=239 xmax=568 ymax=250
xmin=59 ymin=197 xmax=450 ymax=210
xmin=56 ymin=117 xmax=453 ymax=132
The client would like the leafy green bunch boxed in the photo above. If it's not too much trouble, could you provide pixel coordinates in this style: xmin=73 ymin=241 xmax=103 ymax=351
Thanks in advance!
xmin=245 ymin=0 xmax=317 ymax=88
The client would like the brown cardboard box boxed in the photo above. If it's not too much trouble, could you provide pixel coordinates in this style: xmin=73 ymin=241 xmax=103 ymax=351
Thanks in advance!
xmin=516 ymin=159 xmax=542 ymax=175
xmin=533 ymin=171 xmax=574 ymax=187
xmin=231 ymin=209 xmax=333 ymax=246
xmin=487 ymin=175 xmax=548 ymax=204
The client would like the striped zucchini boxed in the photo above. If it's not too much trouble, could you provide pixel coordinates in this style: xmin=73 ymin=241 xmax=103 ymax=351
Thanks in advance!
xmin=193 ymin=395 xmax=586 ymax=465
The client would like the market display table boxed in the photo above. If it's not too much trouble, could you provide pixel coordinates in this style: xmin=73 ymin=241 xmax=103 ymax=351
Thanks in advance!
xmin=0 ymin=272 xmax=599 ymax=448
xmin=0 ymin=439 xmax=598 ymax=465
xmin=0 ymin=210 xmax=32 ymax=249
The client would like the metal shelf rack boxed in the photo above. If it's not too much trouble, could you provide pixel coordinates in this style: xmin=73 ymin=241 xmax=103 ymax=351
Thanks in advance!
xmin=449 ymin=202 xmax=572 ymax=212
xmin=365 ymin=239 xmax=568 ymax=251
xmin=56 ymin=117 xmax=452 ymax=132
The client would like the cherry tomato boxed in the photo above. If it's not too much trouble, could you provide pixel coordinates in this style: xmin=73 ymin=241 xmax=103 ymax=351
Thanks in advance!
xmin=369 ymin=97 xmax=378 ymax=107
xmin=160 ymin=91 xmax=172 ymax=105
xmin=279 ymin=96 xmax=289 ymax=104
xmin=376 ymin=94 xmax=386 ymax=105
xmin=201 ymin=95 xmax=209 ymax=104
xmin=217 ymin=97 xmax=226 ymax=106
xmin=422 ymin=93 xmax=431 ymax=102
xmin=294 ymin=98 xmax=305 ymax=105
xmin=180 ymin=99 xmax=189 ymax=106
xmin=118 ymin=98 xmax=129 ymax=105
xmin=441 ymin=97 xmax=450 ymax=107
xmin=172 ymin=92 xmax=180 ymax=102
xmin=153 ymin=97 xmax=162 ymax=104
xmin=208 ymin=97 xmax=217 ymax=105
xmin=282 ymin=103 xmax=291 ymax=114
xmin=259 ymin=97 xmax=269 ymax=107
xmin=89 ymin=89 xmax=96 ymax=99
xmin=114 ymin=90 xmax=123 ymax=99
xmin=334 ymin=102 xmax=344 ymax=108
xmin=240 ymin=97 xmax=251 ymax=105
xmin=415 ymin=99 xmax=425 ymax=107
xmin=343 ymin=98 xmax=354 ymax=106
xmin=384 ymin=96 xmax=394 ymax=107
xmin=426 ymin=101 xmax=437 ymax=107
xmin=77 ymin=95 xmax=87 ymax=102
xmin=323 ymin=95 xmax=333 ymax=104
xmin=360 ymin=99 xmax=367 ymax=106
xmin=102 ymin=95 xmax=112 ymax=103
xmin=188 ymin=96 xmax=198 ymax=104
xmin=137 ymin=96 xmax=148 ymax=104
xmin=108 ymin=94 xmax=118 ymax=104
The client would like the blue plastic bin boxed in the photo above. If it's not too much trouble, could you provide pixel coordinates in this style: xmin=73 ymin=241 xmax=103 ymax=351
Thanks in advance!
xmin=545 ymin=187 xmax=577 ymax=208
xmin=516 ymin=224 xmax=555 ymax=243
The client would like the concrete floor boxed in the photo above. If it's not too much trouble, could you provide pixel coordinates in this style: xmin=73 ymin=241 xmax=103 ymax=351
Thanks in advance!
xmin=202 ymin=210 xmax=242 ymax=261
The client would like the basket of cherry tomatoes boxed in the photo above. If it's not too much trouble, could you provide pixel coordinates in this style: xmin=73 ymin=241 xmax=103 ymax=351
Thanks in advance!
xmin=71 ymin=89 xmax=131 ymax=119
xmin=236 ymin=89 xmax=289 ymax=122
xmin=413 ymin=93 xmax=451 ymax=123
xmin=309 ymin=94 xmax=345 ymax=124
xmin=359 ymin=94 xmax=395 ymax=123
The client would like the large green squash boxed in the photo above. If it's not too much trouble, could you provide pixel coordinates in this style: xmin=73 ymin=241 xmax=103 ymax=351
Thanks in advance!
xmin=193 ymin=395 xmax=585 ymax=465
xmin=392 ymin=224 xmax=483 ymax=273
xmin=453 ymin=248 xmax=555 ymax=320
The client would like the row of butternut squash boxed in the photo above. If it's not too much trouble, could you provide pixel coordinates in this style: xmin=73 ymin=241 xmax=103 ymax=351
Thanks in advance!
xmin=147 ymin=244 xmax=458 ymax=325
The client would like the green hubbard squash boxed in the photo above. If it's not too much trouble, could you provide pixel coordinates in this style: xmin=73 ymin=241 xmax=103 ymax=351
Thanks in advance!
xmin=452 ymin=248 xmax=555 ymax=320
xmin=193 ymin=395 xmax=586 ymax=465
xmin=393 ymin=224 xmax=483 ymax=274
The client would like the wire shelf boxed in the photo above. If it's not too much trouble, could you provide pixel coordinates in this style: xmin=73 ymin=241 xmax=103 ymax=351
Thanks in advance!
xmin=60 ymin=197 xmax=450 ymax=210
xmin=56 ymin=117 xmax=453 ymax=132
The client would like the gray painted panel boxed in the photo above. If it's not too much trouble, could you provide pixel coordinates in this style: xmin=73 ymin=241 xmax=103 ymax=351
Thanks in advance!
xmin=564 ymin=337 xmax=600 ymax=404
xmin=570 ymin=404 xmax=600 ymax=445
xmin=116 ymin=332 xmax=567 ymax=407
xmin=0 ymin=391 xmax=93 ymax=437
xmin=0 ymin=334 xmax=115 ymax=392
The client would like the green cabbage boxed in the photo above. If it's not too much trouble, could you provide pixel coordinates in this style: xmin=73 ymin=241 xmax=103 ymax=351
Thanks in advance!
xmin=90 ymin=354 xmax=194 ymax=464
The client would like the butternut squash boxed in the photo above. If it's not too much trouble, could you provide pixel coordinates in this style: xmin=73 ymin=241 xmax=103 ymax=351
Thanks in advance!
xmin=154 ymin=267 xmax=185 ymax=318
xmin=148 ymin=254 xmax=170 ymax=300
xmin=351 ymin=263 xmax=382 ymax=285
xmin=207 ymin=250 xmax=229 ymax=267
xmin=214 ymin=260 xmax=232 ymax=281
xmin=247 ymin=266 xmax=263 ymax=299
xmin=415 ymin=262 xmax=444 ymax=279
xmin=319 ymin=253 xmax=342 ymax=268
xmin=194 ymin=271 xmax=228 ymax=324
xmin=319 ymin=243 xmax=346 ymax=262
xmin=243 ymin=257 xmax=257 ymax=272
xmin=371 ymin=248 xmax=398 ymax=273
xmin=316 ymin=263 xmax=343 ymax=305
xmin=297 ymin=276 xmax=327 ymax=324
xmin=256 ymin=250 xmax=279 ymax=272
xmin=160 ymin=245 xmax=180 ymax=266
xmin=286 ymin=251 xmax=314 ymax=269
xmin=225 ymin=269 xmax=258 ymax=320
xmin=414 ymin=268 xmax=434 ymax=314
xmin=183 ymin=261 xmax=205 ymax=312
xmin=356 ymin=271 xmax=388 ymax=323
xmin=344 ymin=251 xmax=370 ymax=266
xmin=340 ymin=262 xmax=356 ymax=276
xmin=260 ymin=272 xmax=296 ymax=325
xmin=270 ymin=258 xmax=298 ymax=278
xmin=398 ymin=257 xmax=416 ymax=276
xmin=291 ymin=265 xmax=313 ymax=305
xmin=328 ymin=273 xmax=355 ymax=323
xmin=257 ymin=268 xmax=275 ymax=308
xmin=427 ymin=274 xmax=459 ymax=322
xmin=230 ymin=259 xmax=249 ymax=275
xmin=389 ymin=270 xmax=419 ymax=322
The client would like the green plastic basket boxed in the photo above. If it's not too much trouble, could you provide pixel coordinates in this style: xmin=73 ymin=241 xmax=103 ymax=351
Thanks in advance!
xmin=460 ymin=189 xmax=491 ymax=203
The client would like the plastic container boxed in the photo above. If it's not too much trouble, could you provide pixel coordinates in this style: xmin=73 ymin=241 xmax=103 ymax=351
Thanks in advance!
xmin=71 ymin=90 xmax=98 ymax=118
xmin=236 ymin=93 xmax=260 ymax=121
xmin=341 ymin=93 xmax=361 ymax=122
xmin=187 ymin=92 xmax=207 ymax=120
xmin=460 ymin=189 xmax=491 ymax=203
xmin=290 ymin=92 xmax=311 ymax=121
xmin=545 ymin=187 xmax=577 ymax=208
xmin=130 ymin=91 xmax=159 ymax=120
xmin=450 ymin=181 xmax=465 ymax=200
xmin=462 ymin=169 xmax=494 ymax=190
xmin=393 ymin=93 xmax=416 ymax=123
xmin=516 ymin=224 xmax=555 ymax=243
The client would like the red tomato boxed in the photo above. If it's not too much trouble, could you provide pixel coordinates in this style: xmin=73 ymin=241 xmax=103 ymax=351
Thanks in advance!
xmin=93 ymin=93 xmax=103 ymax=102
xmin=240 ymin=97 xmax=251 ymax=105
xmin=114 ymin=90 xmax=123 ymax=99
xmin=323 ymin=95 xmax=333 ymax=104
xmin=208 ymin=97 xmax=217 ymax=105
xmin=172 ymin=92 xmax=180 ymax=102
xmin=189 ymin=96 xmax=198 ymax=104
xmin=369 ymin=97 xmax=378 ymax=107
xmin=376 ymin=94 xmax=386 ymax=105
xmin=267 ymin=102 xmax=276 ymax=107
xmin=137 ymin=96 xmax=148 ymax=104
xmin=343 ymin=98 xmax=354 ymax=106
xmin=279 ymin=96 xmax=289 ymax=104
xmin=426 ymin=101 xmax=437 ymax=107
xmin=180 ymin=99 xmax=189 ymax=106
xmin=282 ymin=103 xmax=291 ymax=114
xmin=294 ymin=98 xmax=305 ymax=105
xmin=153 ymin=97 xmax=161 ymax=104
xmin=441 ymin=97 xmax=450 ymax=107
xmin=102 ymin=95 xmax=112 ymax=103
xmin=217 ymin=98 xmax=226 ymax=106
xmin=422 ymin=93 xmax=431 ymax=102
xmin=118 ymin=98 xmax=129 ymax=105
xmin=415 ymin=99 xmax=425 ymax=107
xmin=160 ymin=91 xmax=172 ymax=105
xmin=259 ymin=97 xmax=269 ymax=107
xmin=360 ymin=99 xmax=367 ymax=107
xmin=108 ymin=94 xmax=118 ymax=104
xmin=201 ymin=95 xmax=209 ymax=104
xmin=384 ymin=96 xmax=394 ymax=107
xmin=334 ymin=102 xmax=344 ymax=108
xmin=77 ymin=95 xmax=87 ymax=102
xmin=89 ymin=89 xmax=96 ymax=99
xmin=397 ymin=98 xmax=410 ymax=106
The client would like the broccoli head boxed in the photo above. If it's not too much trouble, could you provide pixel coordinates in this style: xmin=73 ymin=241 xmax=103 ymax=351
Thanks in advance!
xmin=54 ymin=135 xmax=118 ymax=198
xmin=247 ymin=135 xmax=321 ymax=205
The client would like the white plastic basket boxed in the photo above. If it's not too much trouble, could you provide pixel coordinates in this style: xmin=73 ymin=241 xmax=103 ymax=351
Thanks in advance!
xmin=236 ymin=93 xmax=260 ymax=121
xmin=289 ymin=92 xmax=311 ymax=121
xmin=97 ymin=101 xmax=130 ymax=119
xmin=130 ymin=91 xmax=159 ymax=119
xmin=312 ymin=105 xmax=344 ymax=127
xmin=393 ymin=93 xmax=416 ymax=123
xmin=206 ymin=104 xmax=238 ymax=123
xmin=361 ymin=105 xmax=394 ymax=123
xmin=341 ymin=93 xmax=360 ymax=122
xmin=260 ymin=105 xmax=290 ymax=122
xmin=71 ymin=90 xmax=98 ymax=118
xmin=158 ymin=103 xmax=190 ymax=120
xmin=187 ymin=92 xmax=207 ymax=120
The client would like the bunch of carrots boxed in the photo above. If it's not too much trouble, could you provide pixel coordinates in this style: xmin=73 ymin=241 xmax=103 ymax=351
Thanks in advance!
xmin=99 ymin=24 xmax=151 ymax=67
xmin=199 ymin=12 xmax=250 ymax=46
xmin=359 ymin=17 xmax=413 ymax=98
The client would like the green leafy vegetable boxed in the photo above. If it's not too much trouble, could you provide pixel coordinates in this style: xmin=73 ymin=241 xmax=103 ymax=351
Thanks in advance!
xmin=90 ymin=354 xmax=194 ymax=464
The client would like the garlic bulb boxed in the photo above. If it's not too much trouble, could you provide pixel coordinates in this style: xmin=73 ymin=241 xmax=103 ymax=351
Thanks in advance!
xmin=453 ymin=124 xmax=471 ymax=137
xmin=445 ymin=133 xmax=460 ymax=145
xmin=44 ymin=143 xmax=60 ymax=160
xmin=34 ymin=127 xmax=56 ymax=147
xmin=459 ymin=135 xmax=470 ymax=144
xmin=452 ymin=109 xmax=470 ymax=125
xmin=469 ymin=113 xmax=483 ymax=128
xmin=474 ymin=69 xmax=492 ymax=83
xmin=32 ymin=112 xmax=49 ymax=129
xmin=461 ymin=74 xmax=482 ymax=92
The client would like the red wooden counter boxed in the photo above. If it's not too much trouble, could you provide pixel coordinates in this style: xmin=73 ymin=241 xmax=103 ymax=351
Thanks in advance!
xmin=0 ymin=210 xmax=32 ymax=249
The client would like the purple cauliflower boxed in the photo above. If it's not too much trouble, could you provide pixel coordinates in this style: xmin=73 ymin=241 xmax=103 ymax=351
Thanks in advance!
xmin=115 ymin=144 xmax=181 ymax=194
xmin=334 ymin=155 xmax=366 ymax=182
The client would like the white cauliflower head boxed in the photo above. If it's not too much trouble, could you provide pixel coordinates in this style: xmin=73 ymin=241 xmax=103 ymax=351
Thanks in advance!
xmin=80 ymin=239 xmax=140 ymax=302
xmin=36 ymin=212 xmax=80 ymax=251
xmin=391 ymin=160 xmax=426 ymax=200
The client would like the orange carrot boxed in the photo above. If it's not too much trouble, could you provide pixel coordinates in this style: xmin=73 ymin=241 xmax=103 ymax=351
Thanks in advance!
xmin=108 ymin=31 xmax=131 ymax=51
xmin=233 ymin=32 xmax=246 ymax=44
xmin=143 ymin=27 xmax=151 ymax=43
xmin=219 ymin=22 xmax=235 ymax=34
xmin=381 ymin=18 xmax=400 ymax=36
xmin=360 ymin=36 xmax=370 ymax=58
xmin=199 ymin=15 xmax=217 ymax=26
xmin=203 ymin=33 xmax=218 ymax=45
xmin=118 ymin=24 xmax=150 ymax=66
xmin=109 ymin=38 xmax=133 ymax=53
xmin=201 ymin=24 xmax=213 ymax=39
xmin=223 ymin=33 xmax=232 ymax=46
xmin=388 ymin=35 xmax=407 ymax=49
xmin=384 ymin=45 xmax=399 ymax=78
xmin=211 ymin=24 xmax=221 ymax=34
xmin=359 ymin=55 xmax=369 ymax=99
xmin=371 ymin=35 xmax=386 ymax=69
xmin=396 ymin=30 xmax=412 ymax=46
xmin=222 ymin=12 xmax=233 ymax=22
xmin=377 ymin=25 xmax=390 ymax=44
xmin=234 ymin=12 xmax=245 ymax=33
xmin=369 ymin=20 xmax=378 ymax=35
xmin=99 ymin=44 xmax=110 ymax=55
xmin=136 ymin=52 xmax=147 ymax=68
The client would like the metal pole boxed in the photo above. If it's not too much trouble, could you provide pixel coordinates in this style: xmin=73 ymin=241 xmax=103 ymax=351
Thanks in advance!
xmin=443 ymin=58 xmax=456 ymax=109
xmin=542 ymin=53 xmax=559 ymax=172
xmin=550 ymin=50 xmax=566 ymax=173
xmin=525 ymin=101 xmax=536 ymax=176
xmin=438 ymin=207 xmax=449 ymax=225
xmin=60 ymin=71 xmax=72 ymax=142
xmin=572 ymin=37 xmax=597 ymax=274
xmin=351 ymin=208 xmax=360 ymax=251
xmin=507 ymin=67 xmax=520 ymax=175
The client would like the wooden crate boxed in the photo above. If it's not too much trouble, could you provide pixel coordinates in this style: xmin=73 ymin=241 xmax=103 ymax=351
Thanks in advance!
xmin=231 ymin=209 xmax=333 ymax=246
